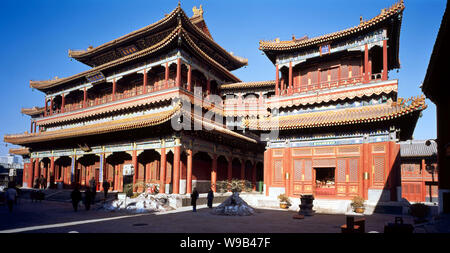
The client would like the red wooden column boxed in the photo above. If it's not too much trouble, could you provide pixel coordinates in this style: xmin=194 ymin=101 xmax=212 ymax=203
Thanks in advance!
xmin=34 ymin=121 xmax=37 ymax=133
xmin=186 ymin=149 xmax=193 ymax=194
xmin=240 ymin=160 xmax=245 ymax=181
xmin=61 ymin=93 xmax=65 ymax=113
xmin=206 ymin=77 xmax=211 ymax=96
xmin=173 ymin=145 xmax=181 ymax=194
xmin=264 ymin=150 xmax=270 ymax=196
xmin=382 ymin=40 xmax=388 ymax=80
xmin=159 ymin=148 xmax=167 ymax=193
xmin=165 ymin=62 xmax=169 ymax=89
xmin=83 ymin=87 xmax=87 ymax=108
xmin=252 ymin=162 xmax=257 ymax=191
xmin=50 ymin=156 xmax=55 ymax=186
xmin=34 ymin=158 xmax=40 ymax=185
xmin=50 ymin=97 xmax=54 ymax=115
xmin=280 ymin=79 xmax=285 ymax=96
xmin=26 ymin=159 xmax=33 ymax=188
xmin=364 ymin=44 xmax=369 ymax=83
xmin=288 ymin=61 xmax=293 ymax=95
xmin=176 ymin=58 xmax=181 ymax=88
xmin=132 ymin=150 xmax=138 ymax=185
xmin=227 ymin=157 xmax=232 ymax=182
xmin=187 ymin=65 xmax=192 ymax=92
xmin=211 ymin=154 xmax=217 ymax=192
xmin=44 ymin=99 xmax=48 ymax=117
xmin=30 ymin=121 xmax=33 ymax=133
xmin=143 ymin=69 xmax=148 ymax=94
xmin=421 ymin=158 xmax=427 ymax=202
xmin=112 ymin=79 xmax=117 ymax=101
xmin=275 ymin=64 xmax=279 ymax=96
xmin=362 ymin=143 xmax=370 ymax=200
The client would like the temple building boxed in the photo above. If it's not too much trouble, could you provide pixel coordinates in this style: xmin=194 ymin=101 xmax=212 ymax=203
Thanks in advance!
xmin=5 ymin=1 xmax=427 ymax=205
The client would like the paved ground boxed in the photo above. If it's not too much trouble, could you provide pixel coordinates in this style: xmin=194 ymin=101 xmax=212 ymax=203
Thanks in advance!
xmin=2 ymin=197 xmax=441 ymax=233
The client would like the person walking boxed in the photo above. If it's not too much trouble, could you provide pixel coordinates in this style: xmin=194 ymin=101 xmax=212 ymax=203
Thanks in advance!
xmin=207 ymin=188 xmax=214 ymax=208
xmin=39 ymin=175 xmax=45 ymax=189
xmin=84 ymin=187 xmax=92 ymax=210
xmin=84 ymin=187 xmax=92 ymax=211
xmin=191 ymin=187 xmax=199 ymax=212
xmin=70 ymin=185 xmax=82 ymax=212
xmin=89 ymin=177 xmax=96 ymax=204
xmin=102 ymin=180 xmax=110 ymax=200
xmin=5 ymin=183 xmax=17 ymax=213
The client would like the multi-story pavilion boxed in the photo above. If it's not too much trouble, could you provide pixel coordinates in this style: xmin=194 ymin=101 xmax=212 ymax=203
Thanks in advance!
xmin=6 ymin=5 xmax=264 ymax=194
xmin=6 ymin=1 xmax=426 ymax=203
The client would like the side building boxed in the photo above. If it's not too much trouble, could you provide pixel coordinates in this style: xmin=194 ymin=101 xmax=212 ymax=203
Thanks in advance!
xmin=242 ymin=0 xmax=425 ymax=202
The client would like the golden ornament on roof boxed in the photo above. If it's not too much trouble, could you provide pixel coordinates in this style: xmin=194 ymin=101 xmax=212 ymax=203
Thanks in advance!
xmin=192 ymin=5 xmax=203 ymax=17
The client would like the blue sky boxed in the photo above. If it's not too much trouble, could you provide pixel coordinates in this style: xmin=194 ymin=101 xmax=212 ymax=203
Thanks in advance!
xmin=0 ymin=0 xmax=446 ymax=156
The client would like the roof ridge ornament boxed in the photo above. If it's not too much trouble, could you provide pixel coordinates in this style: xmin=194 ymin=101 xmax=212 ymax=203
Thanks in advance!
xmin=192 ymin=5 xmax=203 ymax=17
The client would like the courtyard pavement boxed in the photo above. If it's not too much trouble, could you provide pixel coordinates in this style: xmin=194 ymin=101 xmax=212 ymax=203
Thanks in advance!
xmin=2 ymin=197 xmax=447 ymax=233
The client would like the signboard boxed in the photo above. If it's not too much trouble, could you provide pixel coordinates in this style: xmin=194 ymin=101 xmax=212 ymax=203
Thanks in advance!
xmin=320 ymin=44 xmax=330 ymax=56
xmin=9 ymin=169 xmax=16 ymax=177
xmin=123 ymin=164 xmax=135 ymax=176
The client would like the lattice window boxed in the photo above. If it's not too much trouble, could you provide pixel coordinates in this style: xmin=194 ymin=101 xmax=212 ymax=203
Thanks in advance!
xmin=373 ymin=157 xmax=385 ymax=183
xmin=330 ymin=67 xmax=339 ymax=81
xmin=294 ymin=159 xmax=303 ymax=181
xmin=273 ymin=159 xmax=283 ymax=182
xmin=336 ymin=159 xmax=346 ymax=182
xmin=402 ymin=163 xmax=420 ymax=175
xmin=273 ymin=149 xmax=284 ymax=157
xmin=314 ymin=147 xmax=335 ymax=155
xmin=372 ymin=145 xmax=385 ymax=153
xmin=338 ymin=146 xmax=360 ymax=154
xmin=313 ymin=158 xmax=335 ymax=168
xmin=305 ymin=160 xmax=312 ymax=181
xmin=403 ymin=184 xmax=409 ymax=194
xmin=292 ymin=148 xmax=312 ymax=156
xmin=349 ymin=159 xmax=358 ymax=182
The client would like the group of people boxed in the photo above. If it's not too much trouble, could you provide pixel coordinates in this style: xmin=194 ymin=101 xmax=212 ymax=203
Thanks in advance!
xmin=190 ymin=187 xmax=215 ymax=212
xmin=70 ymin=178 xmax=113 ymax=212
xmin=34 ymin=175 xmax=47 ymax=189
xmin=70 ymin=177 xmax=101 ymax=211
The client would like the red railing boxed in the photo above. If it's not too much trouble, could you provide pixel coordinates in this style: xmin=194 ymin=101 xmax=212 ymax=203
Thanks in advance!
xmin=281 ymin=75 xmax=364 ymax=96
xmin=47 ymin=79 xmax=181 ymax=116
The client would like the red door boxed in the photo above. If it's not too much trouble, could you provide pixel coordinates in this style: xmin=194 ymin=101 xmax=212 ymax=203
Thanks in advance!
xmin=402 ymin=182 xmax=423 ymax=202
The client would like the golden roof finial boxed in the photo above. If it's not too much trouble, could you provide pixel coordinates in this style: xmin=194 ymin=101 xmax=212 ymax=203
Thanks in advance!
xmin=192 ymin=5 xmax=203 ymax=17
xmin=360 ymin=16 xmax=363 ymax=24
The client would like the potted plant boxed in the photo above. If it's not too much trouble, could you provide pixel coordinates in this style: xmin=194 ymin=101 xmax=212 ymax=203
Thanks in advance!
xmin=278 ymin=194 xmax=292 ymax=209
xmin=351 ymin=196 xmax=365 ymax=213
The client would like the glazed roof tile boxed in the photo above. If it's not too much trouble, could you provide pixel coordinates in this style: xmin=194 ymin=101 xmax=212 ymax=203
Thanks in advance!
xmin=399 ymin=140 xmax=437 ymax=157
xmin=30 ymin=25 xmax=242 ymax=91
xmin=68 ymin=5 xmax=247 ymax=70
xmin=220 ymin=80 xmax=275 ymax=90
xmin=259 ymin=0 xmax=404 ymax=51
xmin=245 ymin=95 xmax=425 ymax=130
xmin=267 ymin=81 xmax=398 ymax=109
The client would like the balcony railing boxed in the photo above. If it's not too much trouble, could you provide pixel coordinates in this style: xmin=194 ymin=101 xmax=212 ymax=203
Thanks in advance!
xmin=44 ymin=79 xmax=183 ymax=117
xmin=283 ymin=75 xmax=364 ymax=95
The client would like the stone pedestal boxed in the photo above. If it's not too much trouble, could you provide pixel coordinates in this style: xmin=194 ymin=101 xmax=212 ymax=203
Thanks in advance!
xmin=299 ymin=194 xmax=314 ymax=216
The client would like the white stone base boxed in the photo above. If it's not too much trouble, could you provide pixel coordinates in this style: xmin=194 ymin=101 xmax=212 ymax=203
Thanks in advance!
xmin=367 ymin=189 xmax=391 ymax=205
xmin=268 ymin=187 xmax=285 ymax=198
xmin=179 ymin=180 xmax=186 ymax=195
xmin=165 ymin=183 xmax=172 ymax=194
